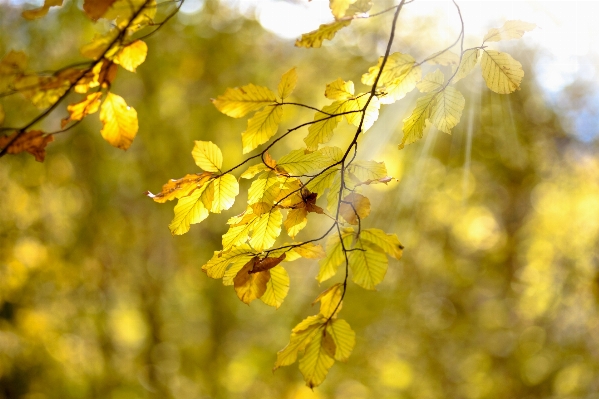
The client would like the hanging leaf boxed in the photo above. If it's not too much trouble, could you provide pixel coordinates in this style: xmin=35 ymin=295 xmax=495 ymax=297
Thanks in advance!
xmin=61 ymin=92 xmax=103 ymax=128
xmin=483 ymin=20 xmax=536 ymax=43
xmin=453 ymin=48 xmax=480 ymax=83
xmin=169 ymin=184 xmax=211 ymax=235
xmin=349 ymin=239 xmax=388 ymax=290
xmin=99 ymin=92 xmax=138 ymax=150
xmin=249 ymin=209 xmax=283 ymax=251
xmin=278 ymin=67 xmax=298 ymax=100
xmin=241 ymin=105 xmax=283 ymax=154
xmin=114 ymin=40 xmax=148 ymax=72
xmin=201 ymin=245 xmax=255 ymax=279
xmin=317 ymin=229 xmax=354 ymax=282
xmin=261 ymin=265 xmax=290 ymax=309
xmin=293 ymin=243 xmax=326 ymax=259
xmin=378 ymin=66 xmax=421 ymax=105
xmin=233 ymin=259 xmax=271 ymax=304
xmin=362 ymin=52 xmax=416 ymax=86
xmin=277 ymin=149 xmax=327 ymax=176
xmin=399 ymin=92 xmax=436 ymax=149
xmin=192 ymin=141 xmax=223 ymax=172
xmin=274 ymin=315 xmax=326 ymax=369
xmin=203 ymin=174 xmax=239 ymax=213
xmin=304 ymin=101 xmax=346 ymax=151
xmin=326 ymin=319 xmax=355 ymax=361
xmin=359 ymin=228 xmax=404 ymax=260
xmin=417 ymin=69 xmax=444 ymax=93
xmin=344 ymin=94 xmax=380 ymax=132
xmin=299 ymin=328 xmax=335 ymax=388
xmin=426 ymin=50 xmax=460 ymax=66
xmin=212 ymin=84 xmax=277 ymax=118
xmin=313 ymin=283 xmax=343 ymax=318
xmin=329 ymin=0 xmax=357 ymax=19
xmin=284 ymin=208 xmax=308 ymax=238
xmin=325 ymin=78 xmax=354 ymax=101
xmin=429 ymin=86 xmax=465 ymax=133
xmin=481 ymin=50 xmax=524 ymax=94
xmin=146 ymin=172 xmax=213 ymax=203
xmin=295 ymin=20 xmax=352 ymax=49
xmin=0 ymin=130 xmax=54 ymax=162
xmin=339 ymin=192 xmax=371 ymax=225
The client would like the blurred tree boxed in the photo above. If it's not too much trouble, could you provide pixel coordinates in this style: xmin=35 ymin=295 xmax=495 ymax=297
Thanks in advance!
xmin=1 ymin=0 xmax=598 ymax=397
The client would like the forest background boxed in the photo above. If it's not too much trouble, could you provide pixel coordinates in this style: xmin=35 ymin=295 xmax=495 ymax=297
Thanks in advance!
xmin=1 ymin=0 xmax=599 ymax=398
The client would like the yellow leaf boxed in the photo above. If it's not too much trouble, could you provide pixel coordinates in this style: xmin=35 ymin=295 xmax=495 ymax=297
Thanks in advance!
xmin=99 ymin=92 xmax=138 ymax=150
xmin=318 ymin=146 xmax=343 ymax=164
xmin=325 ymin=78 xmax=354 ymax=100
xmin=313 ymin=283 xmax=343 ymax=318
xmin=201 ymin=245 xmax=254 ymax=279
xmin=278 ymin=149 xmax=327 ymax=176
xmin=339 ymin=192 xmax=371 ymax=225
xmin=299 ymin=328 xmax=335 ymax=388
xmin=114 ymin=40 xmax=147 ymax=72
xmin=304 ymin=101 xmax=346 ymax=151
xmin=248 ymin=171 xmax=282 ymax=206
xmin=426 ymin=50 xmax=460 ymax=66
xmin=344 ymin=94 xmax=379 ymax=132
xmin=169 ymin=184 xmax=210 ymax=235
xmin=274 ymin=315 xmax=326 ymax=369
xmin=362 ymin=52 xmax=416 ymax=86
xmin=359 ymin=228 xmax=403 ymax=260
xmin=305 ymin=167 xmax=340 ymax=198
xmin=83 ymin=0 xmax=117 ymax=21
xmin=250 ymin=209 xmax=283 ymax=251
xmin=240 ymin=163 xmax=268 ymax=179
xmin=417 ymin=69 xmax=444 ymax=93
xmin=378 ymin=65 xmax=421 ymax=105
xmin=349 ymin=240 xmax=388 ymax=290
xmin=346 ymin=160 xmax=387 ymax=184
xmin=260 ymin=265 xmax=290 ymax=309
xmin=21 ymin=0 xmax=62 ymax=20
xmin=481 ymin=50 xmax=524 ymax=94
xmin=202 ymin=174 xmax=239 ymax=213
xmin=241 ymin=105 xmax=283 ymax=154
xmin=103 ymin=0 xmax=156 ymax=32
xmin=62 ymin=92 xmax=103 ymax=127
xmin=429 ymin=86 xmax=465 ymax=133
xmin=345 ymin=0 xmax=372 ymax=14
xmin=146 ymin=172 xmax=213 ymax=203
xmin=330 ymin=0 xmax=357 ymax=19
xmin=278 ymin=67 xmax=297 ymax=100
xmin=293 ymin=243 xmax=326 ymax=259
xmin=233 ymin=259 xmax=270 ymax=305
xmin=81 ymin=31 xmax=120 ymax=60
xmin=212 ymin=83 xmax=277 ymax=118
xmin=284 ymin=208 xmax=308 ymax=239
xmin=222 ymin=217 xmax=259 ymax=251
xmin=483 ymin=20 xmax=536 ymax=43
xmin=453 ymin=48 xmax=480 ymax=83
xmin=326 ymin=319 xmax=355 ymax=361
xmin=295 ymin=20 xmax=351 ymax=48
xmin=192 ymin=141 xmax=223 ymax=172
xmin=15 ymin=74 xmax=71 ymax=109
xmin=399 ymin=92 xmax=436 ymax=149
xmin=317 ymin=229 xmax=354 ymax=282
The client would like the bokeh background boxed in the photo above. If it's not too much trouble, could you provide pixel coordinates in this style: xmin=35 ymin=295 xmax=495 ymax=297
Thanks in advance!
xmin=1 ymin=0 xmax=599 ymax=398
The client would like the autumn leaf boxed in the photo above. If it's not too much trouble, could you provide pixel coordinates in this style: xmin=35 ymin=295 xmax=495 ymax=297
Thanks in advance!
xmin=277 ymin=149 xmax=326 ymax=176
xmin=0 ymin=130 xmax=54 ymax=162
xmin=426 ymin=50 xmax=460 ymax=66
xmin=344 ymin=94 xmax=379 ymax=132
xmin=274 ymin=315 xmax=326 ymax=369
xmin=292 ymin=243 xmax=326 ymax=259
xmin=362 ymin=52 xmax=416 ymax=86
xmin=299 ymin=328 xmax=335 ymax=388
xmin=324 ymin=78 xmax=354 ymax=101
xmin=146 ymin=172 xmax=213 ymax=203
xmin=212 ymin=84 xmax=277 ymax=118
xmin=249 ymin=209 xmax=283 ymax=251
xmin=339 ymin=192 xmax=371 ymax=225
xmin=346 ymin=160 xmax=388 ymax=185
xmin=202 ymin=174 xmax=239 ymax=213
xmin=313 ymin=283 xmax=343 ymax=318
xmin=304 ymin=101 xmax=346 ymax=151
xmin=481 ymin=50 xmax=524 ymax=94
xmin=317 ymin=229 xmax=354 ymax=282
xmin=295 ymin=20 xmax=351 ymax=48
xmin=483 ymin=20 xmax=536 ymax=43
xmin=241 ymin=105 xmax=283 ymax=154
xmin=326 ymin=319 xmax=355 ymax=361
xmin=305 ymin=167 xmax=340 ymax=198
xmin=99 ymin=92 xmax=138 ymax=150
xmin=359 ymin=228 xmax=403 ymax=260
xmin=168 ymin=184 xmax=211 ymax=235
xmin=378 ymin=66 xmax=421 ymax=105
xmin=22 ymin=0 xmax=62 ymax=20
xmin=62 ymin=92 xmax=103 ymax=127
xmin=261 ymin=265 xmax=290 ymax=309
xmin=81 ymin=31 xmax=120 ymax=60
xmin=278 ymin=67 xmax=298 ymax=100
xmin=284 ymin=208 xmax=308 ymax=238
xmin=192 ymin=141 xmax=223 ymax=172
xmin=233 ymin=258 xmax=271 ymax=304
xmin=0 ymin=51 xmax=27 ymax=93
xmin=453 ymin=48 xmax=480 ymax=83
xmin=330 ymin=0 xmax=357 ymax=19
xmin=83 ymin=0 xmax=117 ymax=21
xmin=417 ymin=69 xmax=444 ymax=93
xmin=400 ymin=92 xmax=436 ymax=149
xmin=114 ymin=40 xmax=148 ymax=72
xmin=0 ymin=104 xmax=4 ymax=126
xmin=429 ymin=86 xmax=465 ymax=133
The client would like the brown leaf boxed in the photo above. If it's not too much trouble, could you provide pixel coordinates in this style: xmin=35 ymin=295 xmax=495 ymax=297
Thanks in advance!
xmin=233 ymin=258 xmax=271 ymax=304
xmin=249 ymin=253 xmax=286 ymax=274
xmin=263 ymin=150 xmax=277 ymax=169
xmin=83 ymin=0 xmax=117 ymax=21
xmin=146 ymin=172 xmax=213 ymax=203
xmin=0 ymin=130 xmax=54 ymax=162
xmin=339 ymin=192 xmax=371 ymax=225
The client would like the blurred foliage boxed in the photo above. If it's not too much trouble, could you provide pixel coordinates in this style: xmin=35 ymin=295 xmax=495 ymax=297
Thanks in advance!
xmin=1 ymin=0 xmax=599 ymax=398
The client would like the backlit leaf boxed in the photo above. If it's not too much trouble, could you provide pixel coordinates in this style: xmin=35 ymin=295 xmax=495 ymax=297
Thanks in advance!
xmin=317 ymin=229 xmax=354 ymax=282
xmin=453 ymin=48 xmax=480 ymax=83
xmin=284 ymin=208 xmax=308 ymax=239
xmin=417 ymin=69 xmax=444 ymax=93
xmin=114 ymin=40 xmax=147 ymax=72
xmin=359 ymin=228 xmax=404 ymax=260
xmin=483 ymin=20 xmax=536 ymax=43
xmin=339 ymin=192 xmax=371 ymax=225
xmin=305 ymin=167 xmax=339 ymax=198
xmin=325 ymin=78 xmax=354 ymax=101
xmin=22 ymin=0 xmax=62 ymax=20
xmin=222 ymin=216 xmax=259 ymax=251
xmin=293 ymin=243 xmax=326 ymax=259
xmin=248 ymin=171 xmax=281 ymax=206
xmin=304 ymin=101 xmax=346 ymax=151
xmin=299 ymin=328 xmax=335 ymax=388
xmin=344 ymin=94 xmax=379 ymax=132
xmin=278 ymin=67 xmax=297 ymax=100
xmin=192 ymin=140 xmax=223 ymax=172
xmin=169 ymin=184 xmax=210 ymax=235
xmin=346 ymin=160 xmax=387 ymax=184
xmin=399 ymin=92 xmax=436 ymax=149
xmin=0 ymin=130 xmax=54 ymax=162
xmin=429 ymin=86 xmax=465 ymax=133
xmin=274 ymin=315 xmax=325 ymax=369
xmin=295 ymin=20 xmax=351 ymax=49
xmin=330 ymin=0 xmax=357 ymax=19
xmin=99 ymin=92 xmax=138 ymax=150
xmin=378 ymin=65 xmax=421 ymax=105
xmin=203 ymin=174 xmax=239 ymax=213
xmin=326 ymin=319 xmax=355 ymax=361
xmin=201 ymin=245 xmax=254 ymax=279
xmin=233 ymin=259 xmax=270 ymax=305
xmin=62 ymin=92 xmax=103 ymax=128
xmin=362 ymin=52 xmax=416 ymax=86
xmin=83 ymin=0 xmax=117 ymax=21
xmin=212 ymin=84 xmax=277 ymax=118
xmin=426 ymin=50 xmax=460 ymax=66
xmin=146 ymin=172 xmax=213 ymax=203
xmin=313 ymin=283 xmax=343 ymax=318
xmin=250 ymin=209 xmax=283 ymax=251
xmin=278 ymin=149 xmax=326 ymax=176
xmin=242 ymin=105 xmax=283 ymax=154
xmin=349 ymin=240 xmax=388 ymax=290
xmin=481 ymin=50 xmax=524 ymax=94
xmin=261 ymin=265 xmax=290 ymax=309
xmin=240 ymin=163 xmax=268 ymax=179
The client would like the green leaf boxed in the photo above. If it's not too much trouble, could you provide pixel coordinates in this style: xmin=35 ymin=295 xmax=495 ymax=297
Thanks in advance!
xmin=242 ymin=105 xmax=283 ymax=154
xmin=192 ymin=141 xmax=223 ymax=172
xmin=261 ymin=265 xmax=290 ymax=309
xmin=481 ymin=50 xmax=524 ymax=94
xmin=212 ymin=84 xmax=277 ymax=118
